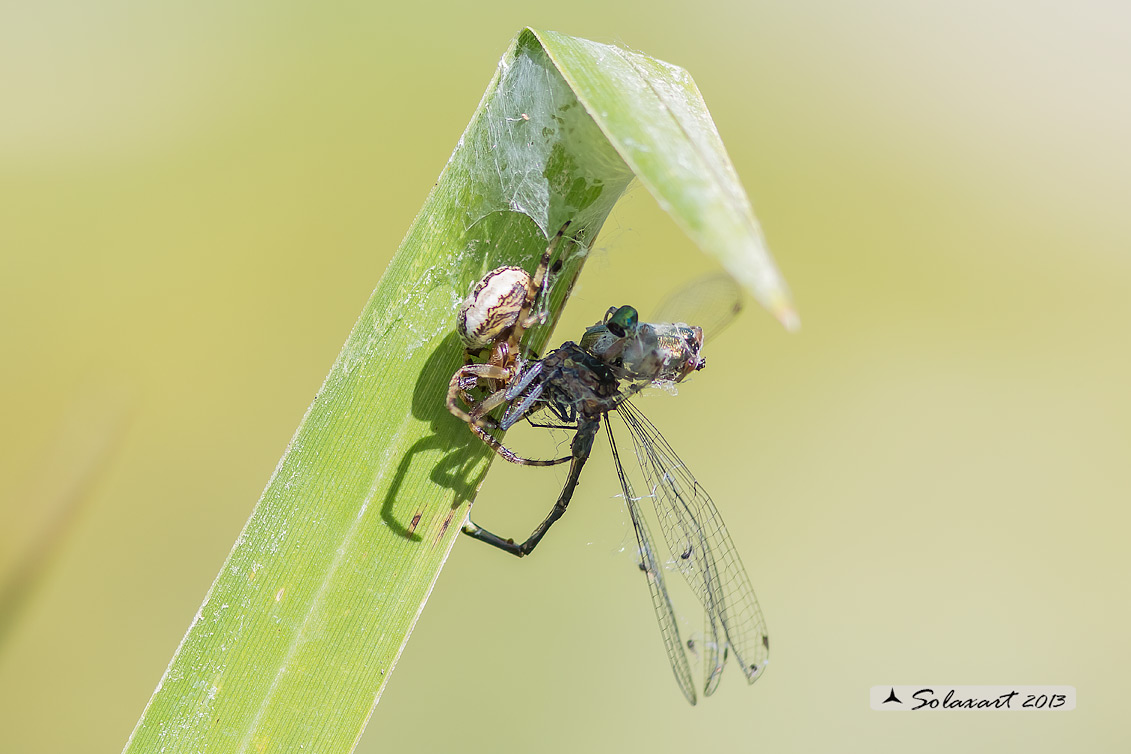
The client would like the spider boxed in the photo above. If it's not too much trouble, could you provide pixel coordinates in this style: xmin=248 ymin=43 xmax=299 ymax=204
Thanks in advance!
xmin=446 ymin=222 xmax=574 ymax=467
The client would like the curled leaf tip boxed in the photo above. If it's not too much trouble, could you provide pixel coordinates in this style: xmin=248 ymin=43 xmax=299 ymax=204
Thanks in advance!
xmin=778 ymin=308 xmax=801 ymax=333
xmin=768 ymin=291 xmax=801 ymax=332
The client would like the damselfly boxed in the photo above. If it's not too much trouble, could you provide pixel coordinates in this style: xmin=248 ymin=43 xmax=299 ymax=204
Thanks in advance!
xmin=448 ymin=226 xmax=769 ymax=704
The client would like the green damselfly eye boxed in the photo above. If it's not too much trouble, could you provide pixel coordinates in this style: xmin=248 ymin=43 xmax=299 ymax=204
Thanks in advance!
xmin=605 ymin=305 xmax=638 ymax=337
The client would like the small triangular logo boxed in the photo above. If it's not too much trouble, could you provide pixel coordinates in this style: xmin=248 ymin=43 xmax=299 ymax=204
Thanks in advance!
xmin=883 ymin=688 xmax=902 ymax=704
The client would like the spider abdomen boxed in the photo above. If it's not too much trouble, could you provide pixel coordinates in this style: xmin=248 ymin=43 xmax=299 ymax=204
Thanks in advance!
xmin=457 ymin=266 xmax=532 ymax=352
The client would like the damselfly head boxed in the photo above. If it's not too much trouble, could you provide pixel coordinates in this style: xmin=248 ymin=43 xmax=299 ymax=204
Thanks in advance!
xmin=581 ymin=306 xmax=705 ymax=384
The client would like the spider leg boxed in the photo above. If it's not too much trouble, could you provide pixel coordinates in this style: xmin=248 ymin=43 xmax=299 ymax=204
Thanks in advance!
xmin=469 ymin=422 xmax=571 ymax=467
xmin=446 ymin=362 xmax=514 ymax=424
xmin=468 ymin=386 xmax=512 ymax=424
xmin=515 ymin=221 xmax=570 ymax=337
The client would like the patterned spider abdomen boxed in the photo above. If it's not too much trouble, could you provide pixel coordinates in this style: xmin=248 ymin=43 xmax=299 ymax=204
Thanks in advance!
xmin=457 ymin=266 xmax=532 ymax=352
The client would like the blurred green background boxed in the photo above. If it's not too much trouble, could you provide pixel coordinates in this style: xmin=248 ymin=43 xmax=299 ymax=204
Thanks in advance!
xmin=2 ymin=1 xmax=1128 ymax=751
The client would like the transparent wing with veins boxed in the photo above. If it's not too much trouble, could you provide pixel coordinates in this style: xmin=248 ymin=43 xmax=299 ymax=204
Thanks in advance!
xmin=613 ymin=399 xmax=770 ymax=698
xmin=652 ymin=272 xmax=743 ymax=342
xmin=604 ymin=417 xmax=698 ymax=705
